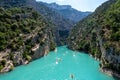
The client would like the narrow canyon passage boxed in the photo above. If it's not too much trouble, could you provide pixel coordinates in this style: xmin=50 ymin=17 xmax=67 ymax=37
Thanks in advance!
xmin=0 ymin=46 xmax=115 ymax=80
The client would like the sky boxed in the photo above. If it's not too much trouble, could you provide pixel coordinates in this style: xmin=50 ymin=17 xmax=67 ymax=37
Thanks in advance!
xmin=36 ymin=0 xmax=108 ymax=12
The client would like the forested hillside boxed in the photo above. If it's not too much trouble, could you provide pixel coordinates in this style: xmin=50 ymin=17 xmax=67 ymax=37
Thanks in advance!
xmin=36 ymin=2 xmax=74 ymax=45
xmin=0 ymin=3 xmax=56 ymax=72
xmin=68 ymin=0 xmax=120 ymax=78
xmin=0 ymin=0 xmax=74 ymax=45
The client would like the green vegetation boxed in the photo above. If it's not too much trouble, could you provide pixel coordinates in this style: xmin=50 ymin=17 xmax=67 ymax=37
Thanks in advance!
xmin=1 ymin=60 xmax=6 ymax=66
xmin=68 ymin=0 xmax=120 ymax=74
xmin=0 ymin=6 xmax=56 ymax=71
xmin=37 ymin=2 xmax=74 ymax=45
xmin=0 ymin=7 xmax=55 ymax=52
xmin=0 ymin=65 xmax=4 ymax=71
xmin=0 ymin=60 xmax=6 ymax=70
xmin=50 ymin=42 xmax=56 ymax=51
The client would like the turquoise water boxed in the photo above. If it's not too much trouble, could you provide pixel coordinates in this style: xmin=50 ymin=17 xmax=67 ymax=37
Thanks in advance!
xmin=0 ymin=46 xmax=115 ymax=80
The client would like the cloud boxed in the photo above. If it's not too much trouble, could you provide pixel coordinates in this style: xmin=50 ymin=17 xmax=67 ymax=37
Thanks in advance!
xmin=57 ymin=0 xmax=64 ymax=1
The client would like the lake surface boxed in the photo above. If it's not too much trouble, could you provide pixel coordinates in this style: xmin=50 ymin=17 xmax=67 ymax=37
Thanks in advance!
xmin=0 ymin=46 xmax=115 ymax=80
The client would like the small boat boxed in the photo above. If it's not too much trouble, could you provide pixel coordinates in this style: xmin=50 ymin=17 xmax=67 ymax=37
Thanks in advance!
xmin=73 ymin=54 xmax=75 ymax=57
xmin=54 ymin=48 xmax=57 ymax=52
xmin=58 ymin=58 xmax=62 ymax=61
xmin=70 ymin=74 xmax=74 ymax=79
xmin=56 ymin=61 xmax=58 ymax=64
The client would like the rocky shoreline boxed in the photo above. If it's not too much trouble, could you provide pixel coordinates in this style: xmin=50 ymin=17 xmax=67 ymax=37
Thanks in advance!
xmin=89 ymin=54 xmax=120 ymax=80
xmin=100 ymin=68 xmax=120 ymax=80
xmin=69 ymin=48 xmax=120 ymax=80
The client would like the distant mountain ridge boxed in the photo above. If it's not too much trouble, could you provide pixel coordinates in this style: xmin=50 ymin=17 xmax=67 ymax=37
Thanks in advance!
xmin=42 ymin=2 xmax=92 ymax=22
xmin=45 ymin=2 xmax=72 ymax=10
xmin=36 ymin=2 xmax=74 ymax=45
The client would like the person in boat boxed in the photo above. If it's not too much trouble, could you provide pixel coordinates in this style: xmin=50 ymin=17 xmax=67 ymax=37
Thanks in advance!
xmin=56 ymin=58 xmax=62 ymax=62
xmin=56 ymin=58 xmax=62 ymax=64
xmin=58 ymin=58 xmax=62 ymax=61
xmin=70 ymin=74 xmax=74 ymax=79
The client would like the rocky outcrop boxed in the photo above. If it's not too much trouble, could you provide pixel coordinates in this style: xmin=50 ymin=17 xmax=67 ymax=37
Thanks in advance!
xmin=0 ymin=29 xmax=55 ymax=73
xmin=68 ymin=0 xmax=120 ymax=79
xmin=0 ymin=0 xmax=75 ymax=46
xmin=100 ymin=67 xmax=120 ymax=79
xmin=0 ymin=7 xmax=56 ymax=73
xmin=36 ymin=2 xmax=74 ymax=45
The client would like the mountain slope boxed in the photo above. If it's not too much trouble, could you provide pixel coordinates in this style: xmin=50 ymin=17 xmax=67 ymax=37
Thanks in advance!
xmin=0 ymin=0 xmax=36 ymax=8
xmin=0 ymin=0 xmax=74 ymax=45
xmin=0 ymin=1 xmax=56 ymax=72
xmin=36 ymin=2 xmax=74 ymax=30
xmin=43 ymin=2 xmax=91 ymax=22
xmin=36 ymin=2 xmax=74 ymax=45
xmin=68 ymin=0 xmax=120 ymax=78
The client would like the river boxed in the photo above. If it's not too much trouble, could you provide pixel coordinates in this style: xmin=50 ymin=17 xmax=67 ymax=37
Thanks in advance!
xmin=0 ymin=46 xmax=115 ymax=80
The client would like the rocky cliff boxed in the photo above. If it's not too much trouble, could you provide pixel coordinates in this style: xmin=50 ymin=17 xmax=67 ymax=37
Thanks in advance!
xmin=36 ymin=2 xmax=74 ymax=45
xmin=0 ymin=0 xmax=75 ymax=45
xmin=68 ymin=0 xmax=120 ymax=78
xmin=0 ymin=7 xmax=56 ymax=73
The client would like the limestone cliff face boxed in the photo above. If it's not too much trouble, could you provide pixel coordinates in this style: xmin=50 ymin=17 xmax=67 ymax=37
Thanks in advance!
xmin=0 ymin=32 xmax=55 ymax=73
xmin=0 ymin=0 xmax=75 ymax=46
xmin=0 ymin=7 xmax=56 ymax=73
xmin=31 ymin=28 xmax=55 ymax=60
xmin=68 ymin=0 xmax=120 ymax=78
xmin=0 ymin=28 xmax=55 ymax=73
xmin=0 ymin=0 xmax=57 ymax=73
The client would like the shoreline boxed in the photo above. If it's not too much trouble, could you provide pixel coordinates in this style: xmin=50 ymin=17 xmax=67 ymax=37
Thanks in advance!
xmin=1 ymin=46 xmax=120 ymax=80
xmin=68 ymin=47 xmax=120 ymax=80
xmin=100 ymin=68 xmax=120 ymax=80
xmin=90 ymin=53 xmax=120 ymax=80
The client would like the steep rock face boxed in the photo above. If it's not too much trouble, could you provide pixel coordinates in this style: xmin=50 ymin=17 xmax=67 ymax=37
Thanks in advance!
xmin=36 ymin=2 xmax=91 ymax=45
xmin=37 ymin=2 xmax=74 ymax=30
xmin=68 ymin=0 xmax=120 ymax=78
xmin=0 ymin=0 xmax=73 ymax=30
xmin=0 ymin=7 xmax=56 ymax=73
xmin=43 ymin=2 xmax=92 ymax=22
xmin=36 ymin=2 xmax=74 ymax=45
xmin=0 ymin=0 xmax=76 ymax=45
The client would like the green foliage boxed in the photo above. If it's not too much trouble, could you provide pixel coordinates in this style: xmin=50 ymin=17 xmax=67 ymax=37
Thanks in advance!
xmin=50 ymin=42 xmax=56 ymax=51
xmin=11 ymin=23 xmax=19 ymax=31
xmin=32 ymin=11 xmax=39 ymax=19
xmin=0 ymin=65 xmax=4 ymax=71
xmin=9 ymin=66 xmax=14 ymax=71
xmin=0 ymin=60 xmax=6 ymax=66
xmin=68 ymin=0 xmax=120 ymax=72
xmin=0 ymin=6 xmax=56 ymax=70
xmin=26 ymin=55 xmax=31 ymax=61
xmin=13 ymin=60 xmax=18 ymax=66
xmin=0 ymin=7 xmax=55 ymax=52
xmin=110 ymin=31 xmax=120 ymax=41
xmin=23 ymin=51 xmax=31 ymax=61
xmin=9 ymin=53 xmax=14 ymax=60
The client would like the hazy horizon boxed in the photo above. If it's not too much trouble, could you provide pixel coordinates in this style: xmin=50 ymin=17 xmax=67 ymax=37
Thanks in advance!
xmin=36 ymin=0 xmax=108 ymax=12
